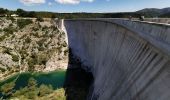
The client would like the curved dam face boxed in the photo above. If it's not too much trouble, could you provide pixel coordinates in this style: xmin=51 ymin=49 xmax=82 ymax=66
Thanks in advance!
xmin=63 ymin=19 xmax=170 ymax=100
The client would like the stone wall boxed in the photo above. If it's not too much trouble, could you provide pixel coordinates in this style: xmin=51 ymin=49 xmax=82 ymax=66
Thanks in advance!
xmin=63 ymin=19 xmax=170 ymax=100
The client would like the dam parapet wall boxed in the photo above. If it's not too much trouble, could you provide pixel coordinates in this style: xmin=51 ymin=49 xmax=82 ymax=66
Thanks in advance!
xmin=62 ymin=19 xmax=170 ymax=100
xmin=141 ymin=18 xmax=170 ymax=24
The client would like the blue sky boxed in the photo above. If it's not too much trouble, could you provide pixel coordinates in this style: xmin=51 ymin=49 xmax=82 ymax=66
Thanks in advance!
xmin=0 ymin=0 xmax=170 ymax=13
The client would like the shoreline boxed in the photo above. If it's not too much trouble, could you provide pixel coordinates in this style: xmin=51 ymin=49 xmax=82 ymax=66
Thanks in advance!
xmin=0 ymin=72 xmax=20 ymax=82
xmin=0 ymin=69 xmax=67 ymax=83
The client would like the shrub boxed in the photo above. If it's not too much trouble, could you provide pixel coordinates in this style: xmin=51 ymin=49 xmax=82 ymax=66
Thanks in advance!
xmin=3 ymin=27 xmax=15 ymax=34
xmin=31 ymin=32 xmax=39 ymax=37
xmin=36 ymin=17 xmax=44 ymax=22
xmin=0 ymin=81 xmax=15 ymax=96
xmin=38 ymin=46 xmax=45 ymax=51
xmin=53 ymin=88 xmax=66 ymax=100
xmin=32 ymin=27 xmax=39 ymax=32
xmin=11 ymin=80 xmax=64 ymax=99
xmin=28 ymin=78 xmax=37 ymax=88
xmin=9 ymin=23 xmax=13 ymax=27
xmin=0 ymin=27 xmax=16 ymax=41
xmin=17 ymin=19 xmax=33 ymax=29
xmin=39 ymin=84 xmax=53 ymax=97
xmin=62 ymin=41 xmax=67 ymax=47
xmin=12 ymin=78 xmax=38 ymax=98
xmin=11 ymin=54 xmax=19 ymax=62
xmin=25 ymin=37 xmax=31 ymax=43
xmin=3 ymin=48 xmax=11 ymax=55
xmin=27 ymin=58 xmax=36 ymax=71
xmin=64 ymin=49 xmax=69 ymax=56
xmin=0 ymin=34 xmax=7 ymax=41
xmin=37 ymin=39 xmax=46 ymax=47
xmin=42 ymin=26 xmax=48 ymax=31
xmin=19 ymin=34 xmax=27 ymax=39
xmin=0 ymin=67 xmax=6 ymax=72
xmin=12 ymin=87 xmax=29 ymax=97
xmin=7 ymin=17 xmax=15 ymax=22
xmin=50 ymin=25 xmax=57 ymax=31
xmin=37 ymin=53 xmax=48 ymax=65
xmin=0 ymin=28 xmax=3 ymax=32
xmin=19 ymin=50 xmax=28 ymax=60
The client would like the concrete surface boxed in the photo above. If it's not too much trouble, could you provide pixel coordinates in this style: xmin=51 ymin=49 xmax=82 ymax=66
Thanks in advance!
xmin=62 ymin=19 xmax=170 ymax=100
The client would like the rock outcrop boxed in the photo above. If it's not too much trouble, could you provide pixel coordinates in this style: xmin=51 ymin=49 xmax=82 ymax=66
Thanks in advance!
xmin=0 ymin=18 xmax=68 ymax=80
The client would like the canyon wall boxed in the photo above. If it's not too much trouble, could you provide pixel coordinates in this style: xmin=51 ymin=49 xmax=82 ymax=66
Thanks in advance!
xmin=63 ymin=19 xmax=170 ymax=100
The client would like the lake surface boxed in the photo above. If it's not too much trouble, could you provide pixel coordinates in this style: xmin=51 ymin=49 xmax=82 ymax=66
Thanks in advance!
xmin=0 ymin=70 xmax=66 ymax=90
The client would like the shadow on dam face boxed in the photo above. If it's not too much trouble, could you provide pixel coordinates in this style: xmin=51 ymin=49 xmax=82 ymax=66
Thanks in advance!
xmin=62 ymin=19 xmax=170 ymax=100
xmin=64 ymin=48 xmax=94 ymax=100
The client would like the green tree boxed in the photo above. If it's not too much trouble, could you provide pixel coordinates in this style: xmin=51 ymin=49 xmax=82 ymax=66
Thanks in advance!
xmin=0 ymin=8 xmax=8 ymax=14
xmin=27 ymin=11 xmax=36 ymax=17
xmin=12 ymin=87 xmax=28 ymax=97
xmin=12 ymin=78 xmax=38 ymax=99
xmin=0 ymin=81 xmax=15 ymax=96
xmin=28 ymin=77 xmax=37 ymax=90
xmin=16 ymin=9 xmax=26 ymax=17
xmin=39 ymin=84 xmax=53 ymax=96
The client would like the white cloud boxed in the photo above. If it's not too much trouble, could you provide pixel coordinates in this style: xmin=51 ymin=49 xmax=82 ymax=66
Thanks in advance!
xmin=19 ymin=0 xmax=94 ymax=5
xmin=81 ymin=0 xmax=94 ymax=3
xmin=55 ymin=0 xmax=94 ymax=4
xmin=20 ymin=0 xmax=46 ymax=5
xmin=55 ymin=0 xmax=79 ymax=4
xmin=48 ymin=2 xmax=52 ymax=6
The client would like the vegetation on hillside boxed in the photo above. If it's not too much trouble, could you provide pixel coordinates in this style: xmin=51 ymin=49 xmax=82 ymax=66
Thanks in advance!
xmin=0 ymin=17 xmax=68 ymax=81
xmin=0 ymin=77 xmax=66 ymax=99
xmin=17 ymin=19 xmax=33 ymax=29
xmin=1 ymin=7 xmax=170 ymax=18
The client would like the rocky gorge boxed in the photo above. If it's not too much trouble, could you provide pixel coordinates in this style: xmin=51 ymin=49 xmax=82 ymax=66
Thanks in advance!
xmin=0 ymin=17 xmax=68 ymax=81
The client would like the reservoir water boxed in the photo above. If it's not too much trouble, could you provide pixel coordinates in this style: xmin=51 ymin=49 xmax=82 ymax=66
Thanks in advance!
xmin=0 ymin=68 xmax=93 ymax=99
xmin=0 ymin=70 xmax=66 ymax=90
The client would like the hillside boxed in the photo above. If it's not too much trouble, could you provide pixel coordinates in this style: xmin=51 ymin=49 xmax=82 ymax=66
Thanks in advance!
xmin=136 ymin=7 xmax=170 ymax=17
xmin=0 ymin=7 xmax=170 ymax=19
xmin=0 ymin=17 xmax=68 ymax=80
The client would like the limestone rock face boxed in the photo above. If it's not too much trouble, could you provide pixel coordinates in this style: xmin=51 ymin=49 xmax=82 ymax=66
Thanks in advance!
xmin=0 ymin=18 xmax=68 ymax=80
xmin=63 ymin=19 xmax=170 ymax=100
xmin=0 ymin=53 xmax=17 ymax=67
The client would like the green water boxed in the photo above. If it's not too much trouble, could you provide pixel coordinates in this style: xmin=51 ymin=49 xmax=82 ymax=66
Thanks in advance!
xmin=0 ymin=70 xmax=66 ymax=90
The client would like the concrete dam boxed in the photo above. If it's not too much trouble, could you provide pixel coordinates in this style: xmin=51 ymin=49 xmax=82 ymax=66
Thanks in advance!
xmin=61 ymin=19 xmax=170 ymax=100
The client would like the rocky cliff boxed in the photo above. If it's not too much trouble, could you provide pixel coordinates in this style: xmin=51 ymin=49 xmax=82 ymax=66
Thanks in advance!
xmin=0 ymin=18 xmax=68 ymax=80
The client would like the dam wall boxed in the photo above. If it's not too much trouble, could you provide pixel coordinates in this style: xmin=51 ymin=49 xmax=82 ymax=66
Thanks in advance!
xmin=99 ymin=18 xmax=170 ymax=24
xmin=63 ymin=19 xmax=170 ymax=100
xmin=143 ymin=18 xmax=170 ymax=24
